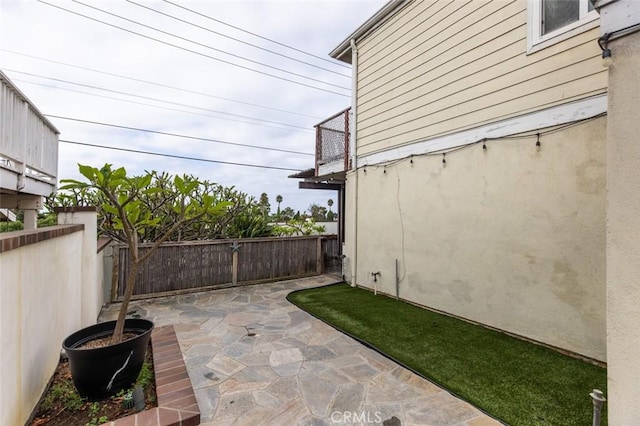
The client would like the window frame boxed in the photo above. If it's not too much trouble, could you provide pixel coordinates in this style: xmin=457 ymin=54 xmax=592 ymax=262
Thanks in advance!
xmin=527 ymin=0 xmax=599 ymax=54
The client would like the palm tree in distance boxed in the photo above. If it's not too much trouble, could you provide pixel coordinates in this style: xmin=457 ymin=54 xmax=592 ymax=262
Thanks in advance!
xmin=276 ymin=194 xmax=283 ymax=217
xmin=327 ymin=198 xmax=334 ymax=212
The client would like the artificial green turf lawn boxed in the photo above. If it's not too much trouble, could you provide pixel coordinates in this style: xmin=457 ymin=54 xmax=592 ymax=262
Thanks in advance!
xmin=287 ymin=283 xmax=607 ymax=426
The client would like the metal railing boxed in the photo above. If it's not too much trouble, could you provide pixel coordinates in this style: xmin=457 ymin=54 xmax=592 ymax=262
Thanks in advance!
xmin=315 ymin=107 xmax=350 ymax=174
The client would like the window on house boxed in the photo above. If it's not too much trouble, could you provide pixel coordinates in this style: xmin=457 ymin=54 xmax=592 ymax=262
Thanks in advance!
xmin=528 ymin=0 xmax=598 ymax=53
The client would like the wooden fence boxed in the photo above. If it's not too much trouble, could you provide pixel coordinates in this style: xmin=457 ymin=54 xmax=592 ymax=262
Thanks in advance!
xmin=111 ymin=235 xmax=340 ymax=301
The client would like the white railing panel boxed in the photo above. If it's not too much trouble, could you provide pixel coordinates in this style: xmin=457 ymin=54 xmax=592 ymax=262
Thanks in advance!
xmin=0 ymin=74 xmax=58 ymax=182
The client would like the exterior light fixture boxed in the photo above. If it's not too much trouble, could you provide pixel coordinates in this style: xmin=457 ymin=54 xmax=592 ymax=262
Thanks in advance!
xmin=601 ymin=48 xmax=612 ymax=67
xmin=598 ymin=33 xmax=612 ymax=67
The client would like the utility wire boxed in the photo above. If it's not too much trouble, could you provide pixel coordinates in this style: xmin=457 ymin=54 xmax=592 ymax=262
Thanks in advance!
xmin=163 ymin=0 xmax=351 ymax=69
xmin=59 ymin=139 xmax=303 ymax=172
xmin=1 ymin=49 xmax=322 ymax=119
xmin=71 ymin=0 xmax=349 ymax=90
xmin=48 ymin=115 xmax=314 ymax=156
xmin=11 ymin=78 xmax=313 ymax=134
xmin=127 ymin=0 xmax=350 ymax=78
xmin=5 ymin=69 xmax=311 ymax=131
xmin=36 ymin=0 xmax=350 ymax=97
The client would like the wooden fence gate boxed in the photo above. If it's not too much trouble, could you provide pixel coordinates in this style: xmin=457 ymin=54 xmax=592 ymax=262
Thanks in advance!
xmin=111 ymin=235 xmax=340 ymax=301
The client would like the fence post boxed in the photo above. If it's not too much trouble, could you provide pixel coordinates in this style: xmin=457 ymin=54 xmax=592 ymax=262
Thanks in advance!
xmin=317 ymin=237 xmax=323 ymax=275
xmin=231 ymin=241 xmax=241 ymax=286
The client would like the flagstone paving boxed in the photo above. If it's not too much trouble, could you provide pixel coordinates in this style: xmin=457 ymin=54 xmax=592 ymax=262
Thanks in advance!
xmin=101 ymin=276 xmax=502 ymax=426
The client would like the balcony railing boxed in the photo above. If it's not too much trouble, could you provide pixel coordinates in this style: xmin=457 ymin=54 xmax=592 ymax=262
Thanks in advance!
xmin=315 ymin=107 xmax=350 ymax=176
xmin=0 ymin=71 xmax=59 ymax=196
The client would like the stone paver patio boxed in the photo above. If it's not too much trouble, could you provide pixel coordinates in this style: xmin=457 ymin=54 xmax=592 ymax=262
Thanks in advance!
xmin=101 ymin=275 xmax=502 ymax=426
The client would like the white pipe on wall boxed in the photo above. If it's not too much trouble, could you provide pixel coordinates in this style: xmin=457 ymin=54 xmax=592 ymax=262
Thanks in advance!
xmin=350 ymin=38 xmax=358 ymax=287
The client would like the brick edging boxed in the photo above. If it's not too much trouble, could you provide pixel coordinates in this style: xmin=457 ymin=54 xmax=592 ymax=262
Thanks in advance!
xmin=0 ymin=224 xmax=84 ymax=253
xmin=109 ymin=325 xmax=200 ymax=426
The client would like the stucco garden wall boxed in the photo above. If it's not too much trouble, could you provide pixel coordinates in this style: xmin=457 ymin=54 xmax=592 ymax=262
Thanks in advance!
xmin=0 ymin=211 xmax=101 ymax=425
xmin=344 ymin=116 xmax=607 ymax=361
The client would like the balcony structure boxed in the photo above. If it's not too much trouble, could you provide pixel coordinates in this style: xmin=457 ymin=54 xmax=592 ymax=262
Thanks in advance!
xmin=291 ymin=108 xmax=351 ymax=250
xmin=0 ymin=71 xmax=59 ymax=228
xmin=315 ymin=107 xmax=350 ymax=181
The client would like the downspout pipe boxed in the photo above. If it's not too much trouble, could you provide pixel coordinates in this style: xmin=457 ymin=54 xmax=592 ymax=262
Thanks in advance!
xmin=350 ymin=38 xmax=358 ymax=288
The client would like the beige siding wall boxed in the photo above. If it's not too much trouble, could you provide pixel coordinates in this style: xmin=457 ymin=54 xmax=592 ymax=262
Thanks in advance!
xmin=344 ymin=117 xmax=607 ymax=361
xmin=355 ymin=0 xmax=607 ymax=156
xmin=605 ymin=30 xmax=640 ymax=424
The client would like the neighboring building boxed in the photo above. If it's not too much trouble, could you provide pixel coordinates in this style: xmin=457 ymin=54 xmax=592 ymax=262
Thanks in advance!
xmin=0 ymin=70 xmax=59 ymax=228
xmin=299 ymin=0 xmax=609 ymax=363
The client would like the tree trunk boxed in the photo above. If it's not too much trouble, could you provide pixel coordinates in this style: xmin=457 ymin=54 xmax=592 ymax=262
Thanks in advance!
xmin=110 ymin=259 xmax=139 ymax=344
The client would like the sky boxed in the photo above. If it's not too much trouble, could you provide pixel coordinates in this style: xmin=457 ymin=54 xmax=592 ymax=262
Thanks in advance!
xmin=0 ymin=0 xmax=385 ymax=214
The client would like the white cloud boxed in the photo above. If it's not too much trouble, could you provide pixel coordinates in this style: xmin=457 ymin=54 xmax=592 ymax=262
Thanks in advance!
xmin=1 ymin=0 xmax=385 ymax=213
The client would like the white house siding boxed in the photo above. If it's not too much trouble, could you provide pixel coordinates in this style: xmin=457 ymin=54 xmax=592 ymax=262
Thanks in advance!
xmin=346 ymin=116 xmax=606 ymax=361
xmin=355 ymin=0 xmax=606 ymax=157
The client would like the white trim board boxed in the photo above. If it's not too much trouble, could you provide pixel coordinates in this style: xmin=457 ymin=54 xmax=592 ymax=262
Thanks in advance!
xmin=357 ymin=94 xmax=607 ymax=167
xmin=318 ymin=160 xmax=345 ymax=176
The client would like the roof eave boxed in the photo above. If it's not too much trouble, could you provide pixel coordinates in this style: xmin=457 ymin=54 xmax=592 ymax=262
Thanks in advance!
xmin=329 ymin=0 xmax=410 ymax=63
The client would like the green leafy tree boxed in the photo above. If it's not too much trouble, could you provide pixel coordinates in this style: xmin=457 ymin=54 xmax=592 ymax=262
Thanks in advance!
xmin=273 ymin=217 xmax=326 ymax=236
xmin=308 ymin=203 xmax=328 ymax=222
xmin=0 ymin=221 xmax=23 ymax=232
xmin=259 ymin=192 xmax=270 ymax=216
xmin=59 ymin=164 xmax=231 ymax=344
xmin=227 ymin=204 xmax=273 ymax=238
xmin=280 ymin=207 xmax=295 ymax=221
xmin=52 ymin=172 xmax=265 ymax=241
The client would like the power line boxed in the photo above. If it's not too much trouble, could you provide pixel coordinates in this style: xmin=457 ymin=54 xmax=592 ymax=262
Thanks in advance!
xmin=71 ymin=0 xmax=349 ymax=91
xmin=59 ymin=139 xmax=303 ymax=172
xmin=48 ymin=115 xmax=314 ymax=156
xmin=1 ymin=49 xmax=322 ymax=119
xmin=5 ymin=69 xmax=312 ymax=131
xmin=126 ymin=0 xmax=350 ymax=78
xmin=36 ymin=0 xmax=350 ymax=97
xmin=11 ymin=77 xmax=314 ymax=133
xmin=163 ymin=0 xmax=351 ymax=70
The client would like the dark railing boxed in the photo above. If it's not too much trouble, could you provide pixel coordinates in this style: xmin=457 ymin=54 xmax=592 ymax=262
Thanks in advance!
xmin=315 ymin=107 xmax=350 ymax=175
xmin=112 ymin=235 xmax=339 ymax=300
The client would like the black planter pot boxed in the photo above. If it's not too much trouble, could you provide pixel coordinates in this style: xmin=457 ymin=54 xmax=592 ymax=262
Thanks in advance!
xmin=62 ymin=318 xmax=154 ymax=400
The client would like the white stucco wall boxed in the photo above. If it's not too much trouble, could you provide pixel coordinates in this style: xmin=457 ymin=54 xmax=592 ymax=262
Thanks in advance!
xmin=0 ymin=211 xmax=101 ymax=426
xmin=605 ymin=29 xmax=640 ymax=424
xmin=58 ymin=211 xmax=102 ymax=326
xmin=344 ymin=117 xmax=607 ymax=361
xmin=0 ymin=230 xmax=83 ymax=426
